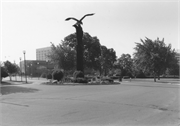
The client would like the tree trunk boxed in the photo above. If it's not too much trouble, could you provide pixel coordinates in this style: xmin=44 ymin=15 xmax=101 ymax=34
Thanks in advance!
xmin=15 ymin=74 xmax=17 ymax=81
xmin=153 ymin=72 xmax=156 ymax=82
xmin=154 ymin=76 xmax=156 ymax=82
xmin=9 ymin=75 xmax=12 ymax=81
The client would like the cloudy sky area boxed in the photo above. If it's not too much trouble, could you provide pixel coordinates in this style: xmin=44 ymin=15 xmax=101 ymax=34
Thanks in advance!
xmin=1 ymin=0 xmax=179 ymax=64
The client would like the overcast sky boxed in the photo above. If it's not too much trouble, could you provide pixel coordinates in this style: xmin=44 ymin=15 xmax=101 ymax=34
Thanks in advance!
xmin=1 ymin=0 xmax=179 ymax=64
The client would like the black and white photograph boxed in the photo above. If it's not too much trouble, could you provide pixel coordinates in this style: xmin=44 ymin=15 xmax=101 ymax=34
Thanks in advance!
xmin=1 ymin=0 xmax=179 ymax=126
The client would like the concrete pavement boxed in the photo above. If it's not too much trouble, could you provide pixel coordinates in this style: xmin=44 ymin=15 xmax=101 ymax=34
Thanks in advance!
xmin=1 ymin=79 xmax=180 ymax=126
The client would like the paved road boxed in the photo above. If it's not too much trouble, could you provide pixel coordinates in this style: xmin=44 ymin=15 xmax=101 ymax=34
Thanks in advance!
xmin=1 ymin=79 xmax=180 ymax=126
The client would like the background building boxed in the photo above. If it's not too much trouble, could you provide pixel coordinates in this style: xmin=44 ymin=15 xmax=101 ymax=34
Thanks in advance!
xmin=20 ymin=60 xmax=54 ymax=77
xmin=36 ymin=47 xmax=52 ymax=61
xmin=175 ymin=49 xmax=180 ymax=64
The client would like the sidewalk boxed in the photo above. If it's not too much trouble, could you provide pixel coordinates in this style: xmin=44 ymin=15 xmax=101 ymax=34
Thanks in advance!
xmin=123 ymin=78 xmax=180 ymax=85
xmin=1 ymin=76 xmax=47 ymax=86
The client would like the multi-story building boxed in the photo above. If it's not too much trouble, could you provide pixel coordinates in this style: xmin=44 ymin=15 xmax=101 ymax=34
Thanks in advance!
xmin=175 ymin=49 xmax=180 ymax=64
xmin=36 ymin=47 xmax=52 ymax=61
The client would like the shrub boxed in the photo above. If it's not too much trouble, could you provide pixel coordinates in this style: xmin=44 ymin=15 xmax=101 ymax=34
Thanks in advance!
xmin=136 ymin=72 xmax=146 ymax=78
xmin=46 ymin=73 xmax=52 ymax=79
xmin=41 ymin=73 xmax=47 ymax=78
xmin=52 ymin=69 xmax=64 ymax=81
xmin=73 ymin=78 xmax=88 ymax=83
xmin=1 ymin=66 xmax=9 ymax=81
xmin=110 ymin=76 xmax=119 ymax=79
xmin=73 ymin=71 xmax=84 ymax=79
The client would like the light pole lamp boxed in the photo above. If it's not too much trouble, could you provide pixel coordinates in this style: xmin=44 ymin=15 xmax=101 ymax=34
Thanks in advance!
xmin=23 ymin=50 xmax=27 ymax=83
xmin=37 ymin=62 xmax=40 ymax=79
xmin=46 ymin=60 xmax=50 ymax=73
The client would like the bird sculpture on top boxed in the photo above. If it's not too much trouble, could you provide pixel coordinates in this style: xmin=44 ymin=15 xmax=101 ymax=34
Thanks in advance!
xmin=65 ymin=13 xmax=95 ymax=25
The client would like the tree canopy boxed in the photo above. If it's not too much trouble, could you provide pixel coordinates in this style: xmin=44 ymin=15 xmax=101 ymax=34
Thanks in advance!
xmin=133 ymin=37 xmax=176 ymax=81
xmin=63 ymin=32 xmax=101 ymax=70
xmin=116 ymin=54 xmax=133 ymax=77
xmin=48 ymin=32 xmax=117 ymax=76
xmin=1 ymin=66 xmax=9 ymax=81
xmin=100 ymin=45 xmax=116 ymax=76
xmin=49 ymin=32 xmax=179 ymax=80
xmin=3 ymin=61 xmax=19 ymax=81
xmin=49 ymin=41 xmax=76 ymax=72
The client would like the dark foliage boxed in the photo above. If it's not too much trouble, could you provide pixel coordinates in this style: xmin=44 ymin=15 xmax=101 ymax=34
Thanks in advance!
xmin=52 ymin=69 xmax=64 ymax=81
xmin=41 ymin=73 xmax=47 ymax=78
xmin=134 ymin=37 xmax=176 ymax=82
xmin=4 ymin=61 xmax=19 ymax=75
xmin=46 ymin=73 xmax=52 ymax=79
xmin=100 ymin=46 xmax=117 ymax=76
xmin=136 ymin=70 xmax=146 ymax=78
xmin=49 ymin=42 xmax=76 ymax=71
xmin=116 ymin=54 xmax=133 ymax=77
xmin=73 ymin=71 xmax=84 ymax=79
xmin=63 ymin=32 xmax=102 ymax=70
xmin=1 ymin=66 xmax=9 ymax=80
xmin=73 ymin=78 xmax=88 ymax=83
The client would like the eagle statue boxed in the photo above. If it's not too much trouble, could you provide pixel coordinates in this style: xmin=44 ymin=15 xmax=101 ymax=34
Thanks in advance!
xmin=65 ymin=13 xmax=95 ymax=25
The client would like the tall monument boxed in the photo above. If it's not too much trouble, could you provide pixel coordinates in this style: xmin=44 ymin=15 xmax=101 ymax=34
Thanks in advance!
xmin=65 ymin=13 xmax=95 ymax=73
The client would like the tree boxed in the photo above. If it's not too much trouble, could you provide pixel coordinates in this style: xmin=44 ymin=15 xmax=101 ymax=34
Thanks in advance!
xmin=166 ymin=51 xmax=179 ymax=76
xmin=63 ymin=32 xmax=101 ymax=71
xmin=100 ymin=46 xmax=117 ymax=76
xmin=1 ymin=66 xmax=9 ymax=81
xmin=49 ymin=41 xmax=76 ymax=73
xmin=134 ymin=37 xmax=175 ymax=82
xmin=4 ymin=61 xmax=18 ymax=81
xmin=116 ymin=54 xmax=133 ymax=77
xmin=49 ymin=32 xmax=117 ymax=76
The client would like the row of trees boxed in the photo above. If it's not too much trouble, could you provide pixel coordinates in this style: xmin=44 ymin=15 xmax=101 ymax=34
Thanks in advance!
xmin=115 ymin=38 xmax=179 ymax=81
xmin=48 ymin=33 xmax=179 ymax=82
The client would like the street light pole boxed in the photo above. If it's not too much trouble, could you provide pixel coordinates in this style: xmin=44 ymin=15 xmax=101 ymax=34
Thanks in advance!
xmin=37 ymin=62 xmax=39 ymax=79
xmin=14 ymin=60 xmax=17 ymax=81
xmin=30 ymin=63 xmax=33 ymax=79
xmin=20 ymin=57 xmax=22 ymax=82
xmin=23 ymin=50 xmax=27 ymax=83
